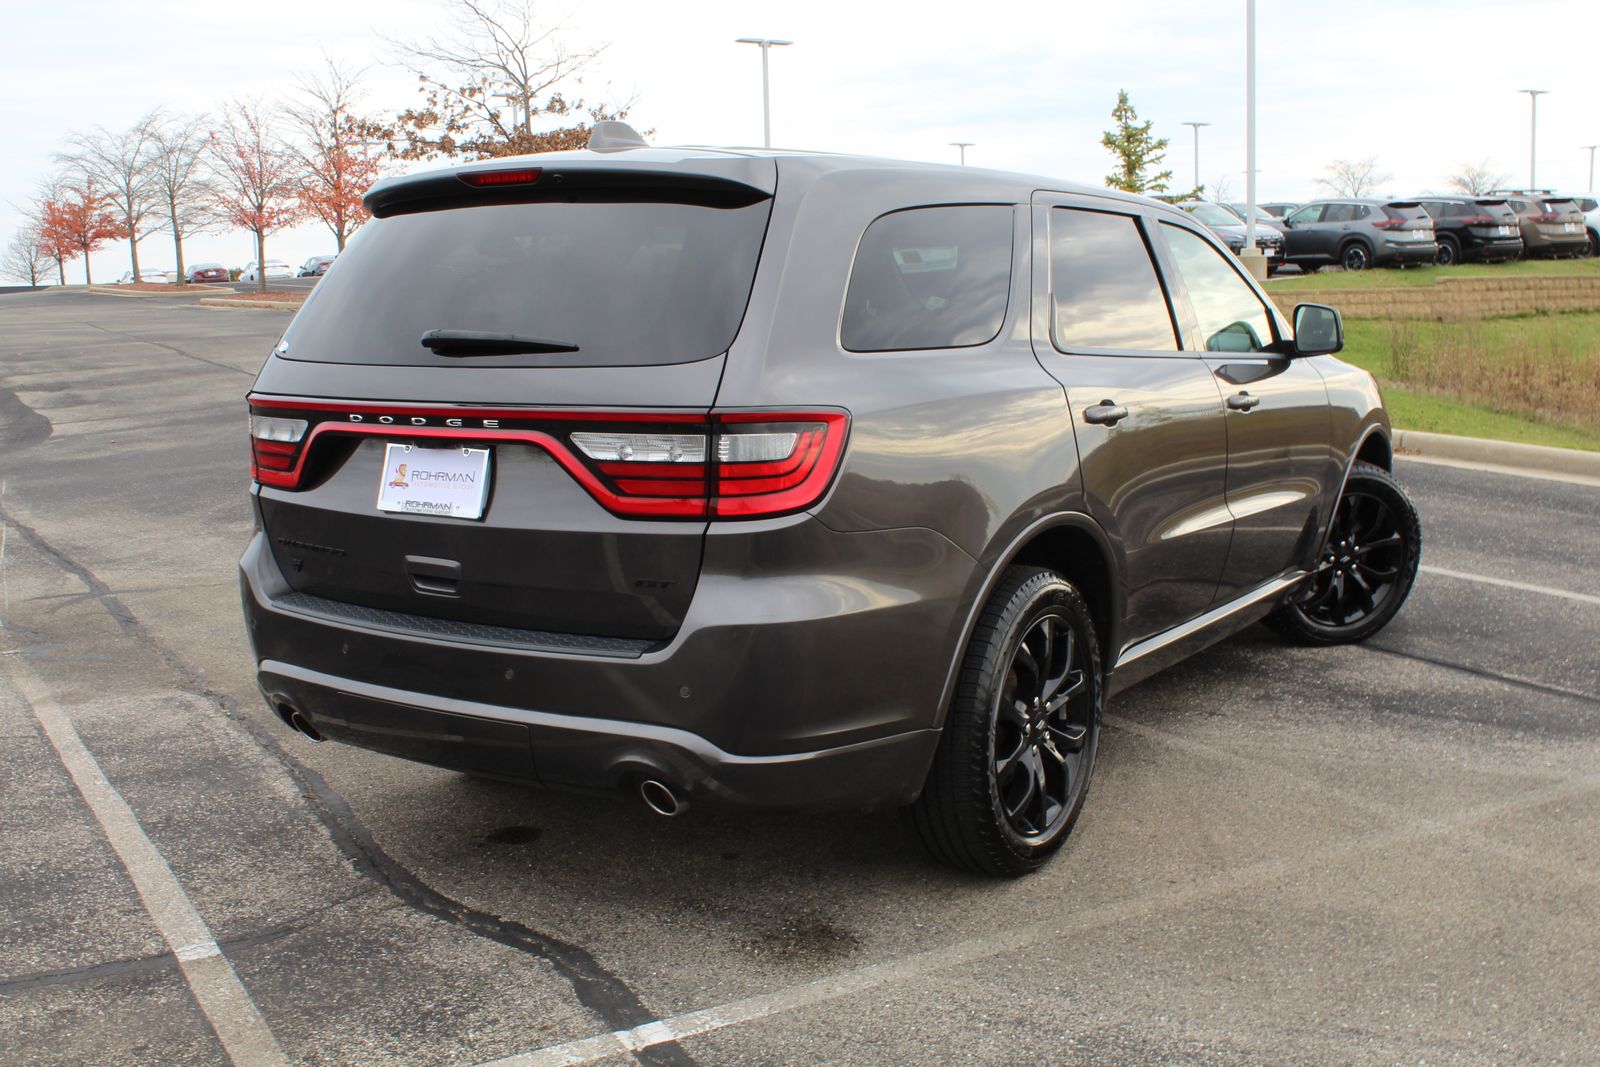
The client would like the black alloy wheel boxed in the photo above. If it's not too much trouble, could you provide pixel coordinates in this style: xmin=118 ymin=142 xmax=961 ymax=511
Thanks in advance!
xmin=1269 ymin=462 xmax=1421 ymax=645
xmin=1341 ymin=242 xmax=1371 ymax=271
xmin=1298 ymin=262 xmax=1321 ymax=274
xmin=910 ymin=566 xmax=1101 ymax=876
xmin=1435 ymin=238 xmax=1459 ymax=267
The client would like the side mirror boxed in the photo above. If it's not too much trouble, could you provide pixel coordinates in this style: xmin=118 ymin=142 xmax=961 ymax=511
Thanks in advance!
xmin=1292 ymin=303 xmax=1343 ymax=356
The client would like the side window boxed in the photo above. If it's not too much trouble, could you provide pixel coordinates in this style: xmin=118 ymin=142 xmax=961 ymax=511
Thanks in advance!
xmin=1049 ymin=208 xmax=1177 ymax=352
xmin=1352 ymin=205 xmax=1371 ymax=220
xmin=1160 ymin=224 xmax=1276 ymax=354
xmin=1285 ymin=205 xmax=1324 ymax=225
xmin=841 ymin=205 xmax=1013 ymax=352
xmin=1323 ymin=203 xmax=1357 ymax=223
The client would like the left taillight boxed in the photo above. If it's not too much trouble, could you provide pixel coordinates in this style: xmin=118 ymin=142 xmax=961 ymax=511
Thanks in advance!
xmin=249 ymin=414 xmax=307 ymax=487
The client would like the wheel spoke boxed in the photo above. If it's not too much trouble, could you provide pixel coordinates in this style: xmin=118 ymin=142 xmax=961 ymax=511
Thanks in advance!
xmin=1355 ymin=532 xmax=1402 ymax=557
xmin=1045 ymin=669 xmax=1086 ymax=713
xmin=995 ymin=730 xmax=1027 ymax=780
xmin=1347 ymin=569 xmax=1377 ymax=615
xmin=1046 ymin=720 xmax=1088 ymax=752
xmin=1003 ymin=748 xmax=1040 ymax=821
xmin=999 ymin=697 xmax=1029 ymax=729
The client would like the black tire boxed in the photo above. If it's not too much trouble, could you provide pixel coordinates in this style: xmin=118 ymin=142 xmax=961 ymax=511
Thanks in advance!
xmin=1340 ymin=242 xmax=1371 ymax=271
xmin=1268 ymin=462 xmax=1421 ymax=645
xmin=1587 ymin=230 xmax=1599 ymax=258
xmin=1435 ymin=237 xmax=1459 ymax=267
xmin=1298 ymin=262 xmax=1320 ymax=274
xmin=909 ymin=566 xmax=1102 ymax=876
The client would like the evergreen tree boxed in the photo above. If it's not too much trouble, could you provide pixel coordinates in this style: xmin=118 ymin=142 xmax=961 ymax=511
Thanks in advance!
xmin=1101 ymin=90 xmax=1174 ymax=195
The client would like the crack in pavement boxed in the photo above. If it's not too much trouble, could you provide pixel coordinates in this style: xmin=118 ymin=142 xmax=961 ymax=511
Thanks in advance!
xmin=80 ymin=321 xmax=257 ymax=378
xmin=0 ymin=502 xmax=696 ymax=1067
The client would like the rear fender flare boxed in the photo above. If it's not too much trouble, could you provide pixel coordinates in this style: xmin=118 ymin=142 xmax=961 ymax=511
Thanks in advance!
xmin=930 ymin=511 xmax=1122 ymax=734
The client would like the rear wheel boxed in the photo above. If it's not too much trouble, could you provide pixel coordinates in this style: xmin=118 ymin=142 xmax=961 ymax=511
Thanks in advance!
xmin=1269 ymin=462 xmax=1421 ymax=645
xmin=1298 ymin=262 xmax=1320 ymax=274
xmin=1435 ymin=237 xmax=1459 ymax=266
xmin=910 ymin=566 xmax=1101 ymax=876
xmin=1340 ymin=242 xmax=1371 ymax=271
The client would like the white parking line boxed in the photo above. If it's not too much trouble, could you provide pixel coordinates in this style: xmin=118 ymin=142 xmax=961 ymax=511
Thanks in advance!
xmin=13 ymin=662 xmax=289 ymax=1066
xmin=1420 ymin=564 xmax=1600 ymax=607
xmin=471 ymin=771 xmax=1600 ymax=1067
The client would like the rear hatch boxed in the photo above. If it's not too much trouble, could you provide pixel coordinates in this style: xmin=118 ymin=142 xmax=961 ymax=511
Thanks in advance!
xmin=1378 ymin=202 xmax=1435 ymax=242
xmin=1533 ymin=199 xmax=1587 ymax=242
xmin=248 ymin=155 xmax=780 ymax=643
xmin=1470 ymin=199 xmax=1521 ymax=240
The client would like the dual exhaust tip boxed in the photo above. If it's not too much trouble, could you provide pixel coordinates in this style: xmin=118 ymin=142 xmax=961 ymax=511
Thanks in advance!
xmin=273 ymin=701 xmax=323 ymax=743
xmin=274 ymin=700 xmax=686 ymax=816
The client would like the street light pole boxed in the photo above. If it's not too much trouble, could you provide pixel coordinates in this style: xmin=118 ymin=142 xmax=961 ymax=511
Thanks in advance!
xmin=1583 ymin=145 xmax=1599 ymax=192
xmin=1519 ymin=89 xmax=1548 ymax=188
xmin=1181 ymin=122 xmax=1210 ymax=192
xmin=1243 ymin=0 xmax=1260 ymax=277
xmin=950 ymin=142 xmax=974 ymax=165
xmin=735 ymin=37 xmax=793 ymax=148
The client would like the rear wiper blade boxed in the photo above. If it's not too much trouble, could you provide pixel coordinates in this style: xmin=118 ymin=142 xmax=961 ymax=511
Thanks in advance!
xmin=419 ymin=329 xmax=580 ymax=356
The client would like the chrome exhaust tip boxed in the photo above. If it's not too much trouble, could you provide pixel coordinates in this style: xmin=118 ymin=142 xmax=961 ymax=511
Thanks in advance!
xmin=279 ymin=705 xmax=323 ymax=743
xmin=639 ymin=778 xmax=685 ymax=817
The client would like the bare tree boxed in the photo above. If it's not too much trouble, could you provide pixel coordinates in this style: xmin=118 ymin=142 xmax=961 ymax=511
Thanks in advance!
xmin=383 ymin=0 xmax=615 ymax=159
xmin=2 ymin=226 xmax=53 ymax=287
xmin=1446 ymin=158 xmax=1509 ymax=196
xmin=148 ymin=112 xmax=221 ymax=284
xmin=284 ymin=60 xmax=384 ymax=251
xmin=1316 ymin=157 xmax=1392 ymax=199
xmin=209 ymin=99 xmax=306 ymax=292
xmin=60 ymin=112 xmax=162 ymax=279
xmin=1209 ymin=173 xmax=1235 ymax=204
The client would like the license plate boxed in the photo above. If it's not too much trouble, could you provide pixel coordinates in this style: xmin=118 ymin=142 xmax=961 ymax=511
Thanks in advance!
xmin=377 ymin=442 xmax=491 ymax=520
xmin=1264 ymin=247 xmax=1277 ymax=257
xmin=1498 ymin=226 xmax=1514 ymax=236
xmin=1566 ymin=223 xmax=1579 ymax=233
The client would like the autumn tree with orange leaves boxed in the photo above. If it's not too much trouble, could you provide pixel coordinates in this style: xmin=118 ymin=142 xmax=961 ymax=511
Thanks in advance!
xmin=285 ymin=62 xmax=384 ymax=252
xmin=39 ymin=184 xmax=122 ymax=285
xmin=209 ymin=100 xmax=305 ymax=291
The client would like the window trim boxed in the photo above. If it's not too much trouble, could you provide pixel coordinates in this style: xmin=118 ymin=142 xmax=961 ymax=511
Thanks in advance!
xmin=837 ymin=202 xmax=1019 ymax=355
xmin=1038 ymin=200 xmax=1187 ymax=359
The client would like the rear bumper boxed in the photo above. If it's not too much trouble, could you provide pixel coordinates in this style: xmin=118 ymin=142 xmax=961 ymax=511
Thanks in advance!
xmin=1376 ymin=240 xmax=1438 ymax=265
xmin=239 ymin=519 xmax=972 ymax=809
xmin=1463 ymin=236 xmax=1523 ymax=261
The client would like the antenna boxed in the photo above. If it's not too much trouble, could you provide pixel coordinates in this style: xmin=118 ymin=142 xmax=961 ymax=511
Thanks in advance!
xmin=588 ymin=121 xmax=650 ymax=153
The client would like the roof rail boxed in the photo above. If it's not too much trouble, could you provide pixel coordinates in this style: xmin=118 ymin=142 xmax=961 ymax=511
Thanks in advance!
xmin=588 ymin=121 xmax=650 ymax=153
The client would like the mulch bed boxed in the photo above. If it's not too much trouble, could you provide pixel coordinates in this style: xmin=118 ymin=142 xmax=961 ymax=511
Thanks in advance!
xmin=103 ymin=282 xmax=228 ymax=292
xmin=215 ymin=290 xmax=308 ymax=304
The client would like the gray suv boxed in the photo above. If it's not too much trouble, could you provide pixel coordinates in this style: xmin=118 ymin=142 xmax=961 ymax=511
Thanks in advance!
xmin=241 ymin=126 xmax=1421 ymax=875
xmin=1281 ymin=199 xmax=1439 ymax=272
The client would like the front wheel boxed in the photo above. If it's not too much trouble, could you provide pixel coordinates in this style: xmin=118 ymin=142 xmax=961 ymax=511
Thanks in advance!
xmin=1435 ymin=237 xmax=1459 ymax=267
xmin=909 ymin=567 xmax=1102 ymax=876
xmin=1269 ymin=462 xmax=1421 ymax=645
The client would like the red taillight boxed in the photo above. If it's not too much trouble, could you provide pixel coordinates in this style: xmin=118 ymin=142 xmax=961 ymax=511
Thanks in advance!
xmin=1372 ymin=218 xmax=1404 ymax=230
xmin=1463 ymin=215 xmax=1496 ymax=225
xmin=1529 ymin=212 xmax=1558 ymax=223
xmin=246 ymin=398 xmax=850 ymax=521
xmin=459 ymin=168 xmax=542 ymax=187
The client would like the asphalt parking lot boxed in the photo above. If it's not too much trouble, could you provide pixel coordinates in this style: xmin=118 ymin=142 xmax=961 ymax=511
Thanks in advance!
xmin=2 ymin=288 xmax=1596 ymax=1066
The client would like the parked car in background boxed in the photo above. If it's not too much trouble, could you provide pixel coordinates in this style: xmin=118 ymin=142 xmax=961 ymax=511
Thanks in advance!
xmin=1564 ymin=193 xmax=1600 ymax=257
xmin=1411 ymin=197 xmax=1523 ymax=265
xmin=240 ymin=130 xmax=1420 ymax=875
xmin=1498 ymin=194 xmax=1590 ymax=259
xmin=240 ymin=259 xmax=294 ymax=282
xmin=1176 ymin=201 xmax=1285 ymax=271
xmin=298 ymin=254 xmax=337 ymax=277
xmin=185 ymin=262 xmax=229 ymax=284
xmin=117 ymin=268 xmax=170 ymax=284
xmin=1258 ymin=202 xmax=1299 ymax=218
xmin=1223 ymin=203 xmax=1289 ymax=230
xmin=1280 ymin=199 xmax=1438 ymax=273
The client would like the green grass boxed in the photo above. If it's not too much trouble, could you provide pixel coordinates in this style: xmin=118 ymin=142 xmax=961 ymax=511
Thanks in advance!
xmin=1338 ymin=314 xmax=1600 ymax=451
xmin=1268 ymin=256 xmax=1600 ymax=290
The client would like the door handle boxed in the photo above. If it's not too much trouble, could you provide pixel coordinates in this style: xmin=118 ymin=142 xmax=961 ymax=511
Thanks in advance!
xmin=1226 ymin=391 xmax=1261 ymax=411
xmin=1083 ymin=401 xmax=1129 ymax=426
xmin=405 ymin=555 xmax=461 ymax=597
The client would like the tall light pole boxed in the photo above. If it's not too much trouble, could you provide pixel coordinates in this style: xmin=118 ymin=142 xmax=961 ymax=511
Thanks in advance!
xmin=1583 ymin=145 xmax=1599 ymax=191
xmin=1520 ymin=89 xmax=1548 ymax=189
xmin=735 ymin=37 xmax=793 ymax=148
xmin=1242 ymin=0 xmax=1261 ymax=278
xmin=950 ymin=142 xmax=974 ymax=165
xmin=1181 ymin=121 xmax=1210 ymax=192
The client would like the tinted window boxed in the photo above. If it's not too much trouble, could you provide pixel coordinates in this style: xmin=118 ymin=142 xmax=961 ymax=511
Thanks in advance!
xmin=1049 ymin=209 xmax=1176 ymax=352
xmin=841 ymin=205 xmax=1013 ymax=352
xmin=1161 ymin=224 xmax=1275 ymax=354
xmin=1543 ymin=199 xmax=1580 ymax=215
xmin=282 ymin=197 xmax=773 ymax=367
xmin=1322 ymin=203 xmax=1358 ymax=223
xmin=1477 ymin=200 xmax=1517 ymax=221
xmin=1384 ymin=204 xmax=1430 ymax=221
xmin=1286 ymin=205 xmax=1324 ymax=225
xmin=1578 ymin=198 xmax=1598 ymax=213
xmin=1185 ymin=203 xmax=1241 ymax=227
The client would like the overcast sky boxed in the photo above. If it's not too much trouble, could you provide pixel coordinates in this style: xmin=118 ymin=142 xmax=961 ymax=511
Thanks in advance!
xmin=5 ymin=0 xmax=1596 ymax=282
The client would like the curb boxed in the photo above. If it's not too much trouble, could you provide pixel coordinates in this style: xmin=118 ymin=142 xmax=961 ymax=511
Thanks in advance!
xmin=197 ymin=298 xmax=303 ymax=311
xmin=86 ymin=285 xmax=229 ymax=298
xmin=1394 ymin=428 xmax=1600 ymax=480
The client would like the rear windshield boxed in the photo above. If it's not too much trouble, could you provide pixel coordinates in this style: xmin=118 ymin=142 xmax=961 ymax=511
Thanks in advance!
xmin=1543 ymin=199 xmax=1580 ymax=215
xmin=280 ymin=197 xmax=772 ymax=367
xmin=1383 ymin=203 xmax=1430 ymax=220
xmin=1475 ymin=200 xmax=1517 ymax=220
